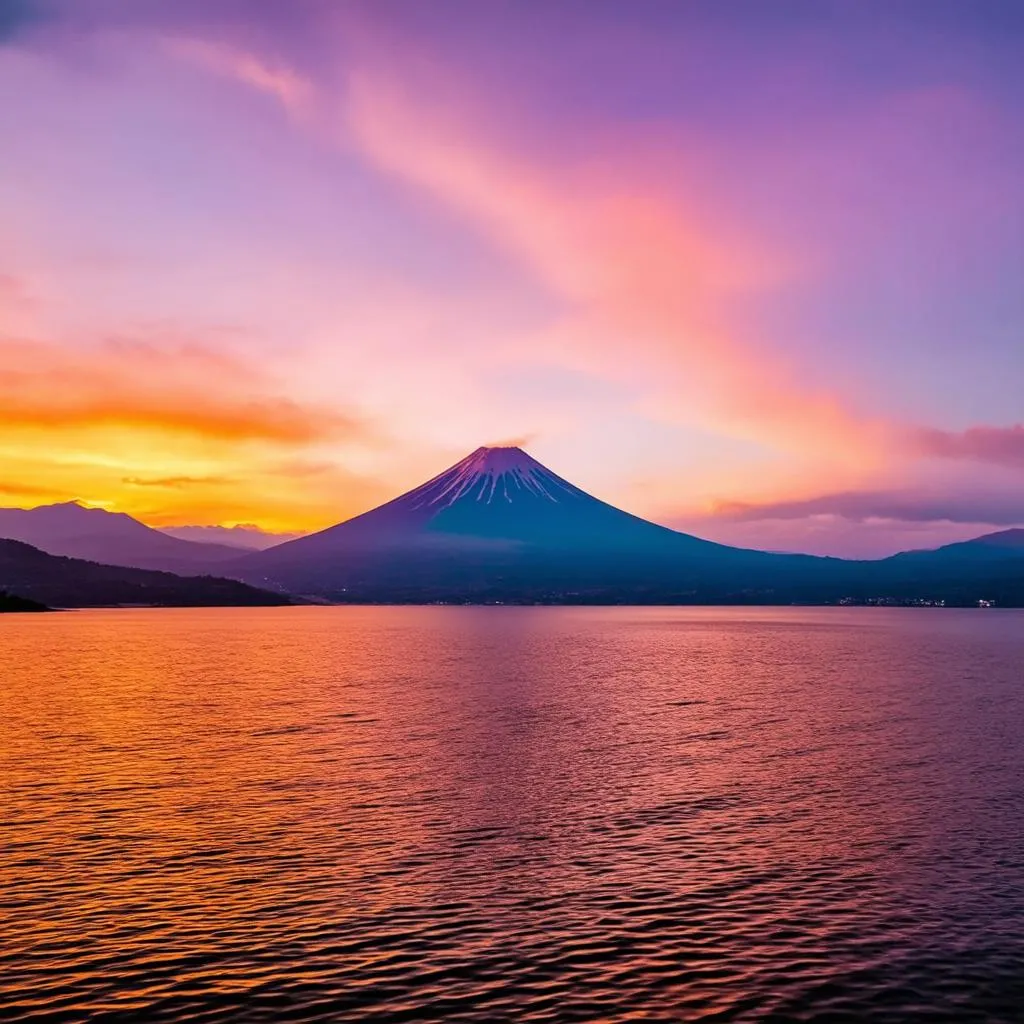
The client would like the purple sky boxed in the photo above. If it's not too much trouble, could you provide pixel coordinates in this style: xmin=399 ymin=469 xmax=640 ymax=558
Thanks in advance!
xmin=0 ymin=0 xmax=1022 ymax=555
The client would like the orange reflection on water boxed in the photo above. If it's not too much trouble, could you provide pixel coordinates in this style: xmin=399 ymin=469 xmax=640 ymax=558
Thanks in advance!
xmin=2 ymin=606 xmax=1023 ymax=1021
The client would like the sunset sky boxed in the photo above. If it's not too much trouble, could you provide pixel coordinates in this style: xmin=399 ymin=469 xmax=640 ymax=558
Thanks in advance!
xmin=1 ymin=0 xmax=1022 ymax=557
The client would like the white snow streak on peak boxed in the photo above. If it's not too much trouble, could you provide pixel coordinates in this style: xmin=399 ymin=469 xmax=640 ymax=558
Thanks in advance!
xmin=408 ymin=447 xmax=584 ymax=508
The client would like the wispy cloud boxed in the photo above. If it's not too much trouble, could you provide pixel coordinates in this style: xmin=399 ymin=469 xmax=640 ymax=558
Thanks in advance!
xmin=122 ymin=474 xmax=235 ymax=489
xmin=166 ymin=36 xmax=315 ymax=119
xmin=340 ymin=66 xmax=892 ymax=472
xmin=0 ymin=338 xmax=362 ymax=444
xmin=914 ymin=425 xmax=1024 ymax=470
xmin=0 ymin=479 xmax=64 ymax=499
xmin=483 ymin=434 xmax=538 ymax=449
xmin=0 ymin=333 xmax=382 ymax=530
xmin=169 ymin=29 xmax=874 ymax=468
xmin=711 ymin=489 xmax=1024 ymax=528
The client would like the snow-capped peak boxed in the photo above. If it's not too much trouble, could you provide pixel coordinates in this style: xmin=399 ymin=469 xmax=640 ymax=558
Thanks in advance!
xmin=408 ymin=446 xmax=584 ymax=508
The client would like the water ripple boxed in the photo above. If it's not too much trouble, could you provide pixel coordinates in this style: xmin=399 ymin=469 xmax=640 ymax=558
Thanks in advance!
xmin=2 ymin=606 xmax=1024 ymax=1021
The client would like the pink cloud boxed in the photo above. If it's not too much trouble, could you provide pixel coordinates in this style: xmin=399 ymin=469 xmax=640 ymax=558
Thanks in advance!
xmin=914 ymin=424 xmax=1024 ymax=469
xmin=165 ymin=36 xmax=315 ymax=120
xmin=162 ymin=30 xmax=1024 ymax=490
xmin=341 ymin=67 xmax=895 ymax=474
xmin=0 ymin=336 xmax=364 ymax=444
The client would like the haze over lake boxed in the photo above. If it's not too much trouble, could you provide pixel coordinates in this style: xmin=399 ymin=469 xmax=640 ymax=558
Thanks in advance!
xmin=3 ymin=606 xmax=1024 ymax=1022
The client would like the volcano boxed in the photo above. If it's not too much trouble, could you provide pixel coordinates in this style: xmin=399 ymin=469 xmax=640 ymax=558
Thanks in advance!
xmin=265 ymin=445 xmax=729 ymax=550
xmin=241 ymin=445 xmax=810 ymax=601
xmin=237 ymin=446 xmax=1024 ymax=605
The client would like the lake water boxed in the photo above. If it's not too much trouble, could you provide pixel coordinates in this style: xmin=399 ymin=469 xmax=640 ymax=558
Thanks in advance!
xmin=2 ymin=606 xmax=1023 ymax=1022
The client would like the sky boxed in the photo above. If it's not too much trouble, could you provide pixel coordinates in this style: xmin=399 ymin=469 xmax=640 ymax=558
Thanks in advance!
xmin=1 ymin=0 xmax=1022 ymax=557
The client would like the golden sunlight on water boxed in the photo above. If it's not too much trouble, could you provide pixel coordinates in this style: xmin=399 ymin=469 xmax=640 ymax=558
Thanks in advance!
xmin=2 ymin=606 xmax=1024 ymax=1022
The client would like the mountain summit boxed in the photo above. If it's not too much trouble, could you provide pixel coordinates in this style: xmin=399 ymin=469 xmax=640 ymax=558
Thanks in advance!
xmin=369 ymin=444 xmax=596 ymax=519
xmin=422 ymin=445 xmax=571 ymax=504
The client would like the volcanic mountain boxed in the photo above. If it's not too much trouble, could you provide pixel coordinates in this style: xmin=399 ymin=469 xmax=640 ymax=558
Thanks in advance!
xmin=241 ymin=446 xmax=814 ymax=601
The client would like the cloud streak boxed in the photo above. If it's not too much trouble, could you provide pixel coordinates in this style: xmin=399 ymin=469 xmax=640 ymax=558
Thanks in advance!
xmin=914 ymin=425 xmax=1024 ymax=469
xmin=0 ymin=338 xmax=361 ymax=444
xmin=166 ymin=36 xmax=315 ymax=118
xmin=152 ymin=19 xmax=1024 ymax=486
xmin=122 ymin=474 xmax=235 ymax=489
xmin=0 ymin=332 xmax=383 ymax=530
xmin=341 ymin=67 xmax=888 ymax=465
xmin=712 ymin=490 xmax=1024 ymax=528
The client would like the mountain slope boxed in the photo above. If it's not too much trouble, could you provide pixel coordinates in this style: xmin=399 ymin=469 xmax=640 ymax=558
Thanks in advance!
xmin=0 ymin=502 xmax=244 ymax=573
xmin=241 ymin=446 xmax=822 ymax=600
xmin=890 ymin=528 xmax=1024 ymax=563
xmin=0 ymin=539 xmax=290 ymax=608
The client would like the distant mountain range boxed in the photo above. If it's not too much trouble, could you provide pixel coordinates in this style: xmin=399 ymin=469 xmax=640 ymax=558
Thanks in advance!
xmin=160 ymin=524 xmax=304 ymax=550
xmin=0 ymin=539 xmax=291 ymax=609
xmin=2 ymin=449 xmax=1022 ymax=605
xmin=0 ymin=502 xmax=243 ymax=574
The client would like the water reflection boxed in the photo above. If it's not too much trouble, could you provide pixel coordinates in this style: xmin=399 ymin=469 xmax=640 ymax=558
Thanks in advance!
xmin=2 ymin=607 xmax=1023 ymax=1021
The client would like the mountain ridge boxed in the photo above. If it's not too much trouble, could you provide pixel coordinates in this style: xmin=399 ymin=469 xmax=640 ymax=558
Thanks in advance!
xmin=0 ymin=501 xmax=244 ymax=573
xmin=890 ymin=528 xmax=1024 ymax=562
xmin=0 ymin=538 xmax=291 ymax=608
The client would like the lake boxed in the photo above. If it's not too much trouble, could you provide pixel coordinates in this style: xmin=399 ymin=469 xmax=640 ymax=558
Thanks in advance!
xmin=2 ymin=606 xmax=1023 ymax=1022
